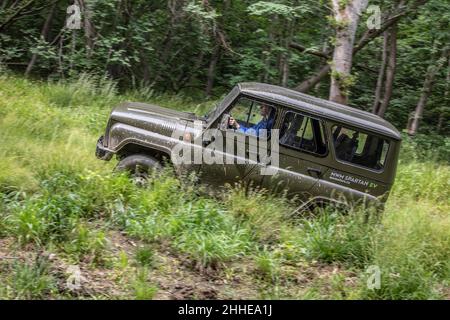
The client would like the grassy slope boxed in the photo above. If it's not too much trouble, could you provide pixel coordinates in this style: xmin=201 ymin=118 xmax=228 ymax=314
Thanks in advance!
xmin=0 ymin=74 xmax=448 ymax=300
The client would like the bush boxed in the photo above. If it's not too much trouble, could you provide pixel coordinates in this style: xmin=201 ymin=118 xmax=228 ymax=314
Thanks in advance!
xmin=124 ymin=190 xmax=253 ymax=268
xmin=44 ymin=73 xmax=117 ymax=109
xmin=400 ymin=133 xmax=450 ymax=164
xmin=255 ymin=248 xmax=282 ymax=283
xmin=392 ymin=161 xmax=450 ymax=204
xmin=135 ymin=247 xmax=155 ymax=268
xmin=359 ymin=200 xmax=450 ymax=299
xmin=131 ymin=269 xmax=158 ymax=300
xmin=6 ymin=257 xmax=57 ymax=299
xmin=64 ymin=223 xmax=108 ymax=265
xmin=223 ymin=185 xmax=293 ymax=243
xmin=296 ymin=208 xmax=375 ymax=267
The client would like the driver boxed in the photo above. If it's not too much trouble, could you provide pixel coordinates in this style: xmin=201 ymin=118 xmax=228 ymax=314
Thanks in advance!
xmin=228 ymin=104 xmax=274 ymax=136
xmin=335 ymin=128 xmax=359 ymax=162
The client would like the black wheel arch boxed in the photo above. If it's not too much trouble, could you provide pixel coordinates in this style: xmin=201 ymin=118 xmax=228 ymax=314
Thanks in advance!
xmin=116 ymin=143 xmax=171 ymax=163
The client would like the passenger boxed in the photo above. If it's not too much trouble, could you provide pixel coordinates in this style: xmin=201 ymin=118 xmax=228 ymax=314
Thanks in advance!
xmin=280 ymin=114 xmax=304 ymax=147
xmin=229 ymin=104 xmax=274 ymax=136
xmin=335 ymin=129 xmax=359 ymax=162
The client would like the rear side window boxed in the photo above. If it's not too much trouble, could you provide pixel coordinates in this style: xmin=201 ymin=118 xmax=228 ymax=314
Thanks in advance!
xmin=332 ymin=125 xmax=390 ymax=170
xmin=280 ymin=111 xmax=327 ymax=156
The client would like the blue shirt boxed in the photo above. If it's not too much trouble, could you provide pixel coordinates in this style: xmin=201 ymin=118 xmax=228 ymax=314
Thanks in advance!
xmin=238 ymin=118 xmax=274 ymax=137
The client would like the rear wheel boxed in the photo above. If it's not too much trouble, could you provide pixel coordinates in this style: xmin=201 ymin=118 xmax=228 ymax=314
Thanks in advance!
xmin=115 ymin=154 xmax=163 ymax=186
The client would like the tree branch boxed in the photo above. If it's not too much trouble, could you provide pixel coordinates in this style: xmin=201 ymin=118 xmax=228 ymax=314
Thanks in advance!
xmin=293 ymin=0 xmax=429 ymax=93
xmin=289 ymin=41 xmax=377 ymax=73
xmin=0 ymin=0 xmax=36 ymax=32
xmin=289 ymin=42 xmax=329 ymax=59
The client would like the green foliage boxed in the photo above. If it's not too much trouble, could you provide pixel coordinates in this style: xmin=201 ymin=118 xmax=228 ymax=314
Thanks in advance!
xmin=124 ymin=191 xmax=253 ymax=268
xmin=64 ymin=223 xmax=108 ymax=265
xmin=247 ymin=2 xmax=309 ymax=19
xmin=185 ymin=2 xmax=221 ymax=21
xmin=44 ymin=74 xmax=117 ymax=109
xmin=223 ymin=186 xmax=292 ymax=243
xmin=255 ymin=247 xmax=282 ymax=283
xmin=134 ymin=247 xmax=155 ymax=268
xmin=360 ymin=200 xmax=450 ymax=299
xmin=392 ymin=161 xmax=450 ymax=204
xmin=399 ymin=134 xmax=450 ymax=164
xmin=296 ymin=208 xmax=374 ymax=267
xmin=330 ymin=68 xmax=357 ymax=96
xmin=131 ymin=269 xmax=158 ymax=300
xmin=3 ymin=257 xmax=57 ymax=299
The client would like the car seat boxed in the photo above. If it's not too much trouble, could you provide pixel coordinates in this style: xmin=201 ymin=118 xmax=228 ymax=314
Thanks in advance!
xmin=335 ymin=132 xmax=359 ymax=162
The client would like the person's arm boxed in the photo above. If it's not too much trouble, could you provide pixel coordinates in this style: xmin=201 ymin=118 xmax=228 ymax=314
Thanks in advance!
xmin=229 ymin=117 xmax=245 ymax=131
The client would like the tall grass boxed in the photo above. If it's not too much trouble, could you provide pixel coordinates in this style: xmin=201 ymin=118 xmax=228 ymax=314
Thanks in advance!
xmin=0 ymin=256 xmax=57 ymax=299
xmin=0 ymin=74 xmax=448 ymax=299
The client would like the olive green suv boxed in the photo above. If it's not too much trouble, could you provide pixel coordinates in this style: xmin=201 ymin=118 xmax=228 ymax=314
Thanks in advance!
xmin=96 ymin=83 xmax=401 ymax=211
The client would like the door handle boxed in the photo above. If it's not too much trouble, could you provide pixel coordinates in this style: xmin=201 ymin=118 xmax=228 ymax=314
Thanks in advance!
xmin=307 ymin=167 xmax=322 ymax=177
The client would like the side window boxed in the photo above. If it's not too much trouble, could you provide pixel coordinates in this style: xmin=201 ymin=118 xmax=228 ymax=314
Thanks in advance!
xmin=228 ymin=98 xmax=252 ymax=126
xmin=332 ymin=125 xmax=390 ymax=170
xmin=280 ymin=111 xmax=327 ymax=156
xmin=227 ymin=97 xmax=277 ymax=137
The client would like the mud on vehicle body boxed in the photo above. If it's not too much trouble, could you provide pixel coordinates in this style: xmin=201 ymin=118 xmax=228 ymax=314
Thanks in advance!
xmin=96 ymin=83 xmax=401 ymax=212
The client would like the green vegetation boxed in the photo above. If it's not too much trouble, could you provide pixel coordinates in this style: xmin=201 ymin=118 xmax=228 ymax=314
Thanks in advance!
xmin=1 ymin=257 xmax=57 ymax=299
xmin=0 ymin=74 xmax=449 ymax=300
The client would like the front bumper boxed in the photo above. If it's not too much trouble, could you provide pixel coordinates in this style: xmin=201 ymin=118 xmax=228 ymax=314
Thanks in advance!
xmin=95 ymin=136 xmax=114 ymax=161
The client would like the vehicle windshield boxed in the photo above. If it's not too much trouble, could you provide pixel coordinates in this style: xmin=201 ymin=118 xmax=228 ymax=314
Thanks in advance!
xmin=332 ymin=125 xmax=390 ymax=171
xmin=205 ymin=86 xmax=240 ymax=123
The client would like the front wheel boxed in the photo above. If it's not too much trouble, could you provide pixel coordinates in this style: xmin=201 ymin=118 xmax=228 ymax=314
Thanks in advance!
xmin=115 ymin=154 xmax=162 ymax=186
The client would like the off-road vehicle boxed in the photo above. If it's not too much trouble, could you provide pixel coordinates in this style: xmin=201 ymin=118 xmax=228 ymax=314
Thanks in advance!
xmin=96 ymin=83 xmax=401 ymax=211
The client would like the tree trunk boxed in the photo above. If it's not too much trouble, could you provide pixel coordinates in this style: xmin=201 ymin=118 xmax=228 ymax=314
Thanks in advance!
xmin=294 ymin=0 xmax=424 ymax=93
xmin=24 ymin=2 xmax=56 ymax=76
xmin=58 ymin=34 xmax=65 ymax=79
xmin=186 ymin=51 xmax=204 ymax=87
xmin=79 ymin=0 xmax=96 ymax=56
xmin=329 ymin=0 xmax=369 ymax=104
xmin=437 ymin=56 xmax=450 ymax=132
xmin=377 ymin=24 xmax=397 ymax=118
xmin=262 ymin=25 xmax=275 ymax=83
xmin=280 ymin=19 xmax=294 ymax=87
xmin=205 ymin=45 xmax=221 ymax=97
xmin=408 ymin=49 xmax=448 ymax=135
xmin=372 ymin=32 xmax=389 ymax=113
xmin=281 ymin=54 xmax=290 ymax=87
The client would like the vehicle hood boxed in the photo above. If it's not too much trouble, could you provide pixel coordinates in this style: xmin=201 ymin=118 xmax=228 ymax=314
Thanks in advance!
xmin=113 ymin=102 xmax=199 ymax=122
xmin=108 ymin=101 xmax=203 ymax=138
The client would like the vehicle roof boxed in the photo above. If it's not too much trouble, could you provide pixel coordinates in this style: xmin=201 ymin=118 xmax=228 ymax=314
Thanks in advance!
xmin=238 ymin=82 xmax=402 ymax=140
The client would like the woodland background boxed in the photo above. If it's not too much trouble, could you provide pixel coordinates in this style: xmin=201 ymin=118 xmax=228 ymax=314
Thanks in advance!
xmin=0 ymin=0 xmax=449 ymax=135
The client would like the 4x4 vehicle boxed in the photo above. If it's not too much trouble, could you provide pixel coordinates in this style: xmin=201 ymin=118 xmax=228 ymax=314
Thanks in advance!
xmin=96 ymin=83 xmax=401 ymax=211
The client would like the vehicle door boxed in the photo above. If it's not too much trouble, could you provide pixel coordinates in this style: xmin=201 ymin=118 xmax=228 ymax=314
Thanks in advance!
xmin=198 ymin=96 xmax=279 ymax=188
xmin=260 ymin=109 xmax=329 ymax=201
